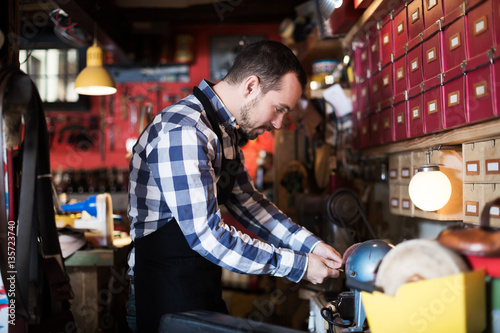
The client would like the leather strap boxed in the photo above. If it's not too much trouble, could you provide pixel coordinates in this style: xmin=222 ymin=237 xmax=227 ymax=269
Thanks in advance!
xmin=0 ymin=67 xmax=14 ymax=298
xmin=0 ymin=66 xmax=74 ymax=328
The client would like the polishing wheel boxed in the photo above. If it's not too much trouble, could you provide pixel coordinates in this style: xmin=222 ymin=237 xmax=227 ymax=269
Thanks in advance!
xmin=375 ymin=239 xmax=470 ymax=296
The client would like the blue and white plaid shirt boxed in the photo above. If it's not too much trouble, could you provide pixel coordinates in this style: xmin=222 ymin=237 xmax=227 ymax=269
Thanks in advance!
xmin=128 ymin=80 xmax=321 ymax=282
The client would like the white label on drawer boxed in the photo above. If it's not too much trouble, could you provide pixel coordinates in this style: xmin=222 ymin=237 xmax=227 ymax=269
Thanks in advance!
xmin=391 ymin=198 xmax=399 ymax=207
xmin=397 ymin=22 xmax=404 ymax=34
xmin=411 ymin=59 xmax=418 ymax=71
xmin=402 ymin=199 xmax=410 ymax=209
xmin=352 ymin=93 xmax=357 ymax=101
xmin=490 ymin=206 xmax=500 ymax=216
xmin=428 ymin=101 xmax=436 ymax=113
xmin=466 ymin=203 xmax=478 ymax=213
xmin=362 ymin=88 xmax=367 ymax=96
xmin=412 ymin=10 xmax=419 ymax=22
xmin=487 ymin=161 xmax=500 ymax=172
xmin=372 ymin=122 xmax=378 ymax=131
xmin=397 ymin=113 xmax=404 ymax=124
xmin=427 ymin=49 xmax=436 ymax=62
xmin=451 ymin=35 xmax=460 ymax=48
xmin=397 ymin=68 xmax=404 ymax=80
xmin=371 ymin=43 xmax=377 ymax=52
xmin=383 ymin=34 xmax=389 ymax=45
xmin=449 ymin=92 xmax=458 ymax=105
xmin=373 ymin=83 xmax=378 ymax=92
xmin=362 ymin=51 xmax=367 ymax=61
xmin=429 ymin=0 xmax=437 ymax=7
xmin=475 ymin=19 xmax=485 ymax=34
xmin=412 ymin=107 xmax=420 ymax=118
xmin=383 ymin=76 xmax=389 ymax=86
xmin=390 ymin=169 xmax=397 ymax=178
xmin=401 ymin=168 xmax=410 ymax=177
xmin=475 ymin=84 xmax=485 ymax=97
xmin=467 ymin=163 xmax=478 ymax=172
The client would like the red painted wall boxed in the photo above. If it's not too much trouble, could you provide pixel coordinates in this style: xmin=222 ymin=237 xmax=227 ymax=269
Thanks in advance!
xmin=49 ymin=23 xmax=281 ymax=171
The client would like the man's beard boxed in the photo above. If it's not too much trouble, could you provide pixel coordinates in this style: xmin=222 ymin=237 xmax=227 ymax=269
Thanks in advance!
xmin=237 ymin=95 xmax=271 ymax=140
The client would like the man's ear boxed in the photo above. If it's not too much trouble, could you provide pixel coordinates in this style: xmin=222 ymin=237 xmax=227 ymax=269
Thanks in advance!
xmin=242 ymin=75 xmax=260 ymax=98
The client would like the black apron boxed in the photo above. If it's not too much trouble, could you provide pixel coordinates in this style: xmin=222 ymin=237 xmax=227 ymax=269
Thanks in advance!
xmin=135 ymin=87 xmax=239 ymax=332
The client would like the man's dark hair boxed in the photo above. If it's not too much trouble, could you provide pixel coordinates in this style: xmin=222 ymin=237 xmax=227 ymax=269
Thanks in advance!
xmin=223 ymin=40 xmax=307 ymax=94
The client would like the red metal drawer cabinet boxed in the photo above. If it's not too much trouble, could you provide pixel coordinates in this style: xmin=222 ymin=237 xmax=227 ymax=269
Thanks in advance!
xmin=370 ymin=70 xmax=382 ymax=104
xmin=422 ymin=75 xmax=445 ymax=133
xmin=369 ymin=111 xmax=383 ymax=146
xmin=408 ymin=86 xmax=425 ymax=137
xmin=394 ymin=3 xmax=409 ymax=58
xmin=442 ymin=7 xmax=467 ymax=71
xmin=358 ymin=115 xmax=371 ymax=148
xmin=380 ymin=98 xmax=395 ymax=143
xmin=351 ymin=84 xmax=359 ymax=112
xmin=408 ymin=0 xmax=425 ymax=39
xmin=393 ymin=92 xmax=409 ymax=141
xmin=444 ymin=0 xmax=465 ymax=16
xmin=352 ymin=47 xmax=362 ymax=81
xmin=466 ymin=55 xmax=494 ymax=123
xmin=407 ymin=37 xmax=425 ymax=88
xmin=381 ymin=63 xmax=394 ymax=100
xmin=360 ymin=42 xmax=370 ymax=80
xmin=423 ymin=0 xmax=445 ymax=28
xmin=443 ymin=64 xmax=467 ymax=128
xmin=422 ymin=23 xmax=443 ymax=80
xmin=466 ymin=0 xmax=494 ymax=59
xmin=493 ymin=52 xmax=500 ymax=115
xmin=381 ymin=15 xmax=394 ymax=66
xmin=393 ymin=55 xmax=408 ymax=95
xmin=359 ymin=79 xmax=371 ymax=117
xmin=492 ymin=0 xmax=500 ymax=45
xmin=369 ymin=26 xmax=382 ymax=73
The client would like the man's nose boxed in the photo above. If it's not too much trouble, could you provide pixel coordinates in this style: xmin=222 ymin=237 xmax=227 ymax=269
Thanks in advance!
xmin=271 ymin=113 xmax=285 ymax=129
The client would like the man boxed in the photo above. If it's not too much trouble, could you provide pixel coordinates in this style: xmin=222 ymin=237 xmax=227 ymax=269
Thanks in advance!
xmin=128 ymin=40 xmax=342 ymax=332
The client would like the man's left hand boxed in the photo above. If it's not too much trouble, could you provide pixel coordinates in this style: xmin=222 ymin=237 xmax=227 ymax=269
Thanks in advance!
xmin=312 ymin=242 xmax=343 ymax=266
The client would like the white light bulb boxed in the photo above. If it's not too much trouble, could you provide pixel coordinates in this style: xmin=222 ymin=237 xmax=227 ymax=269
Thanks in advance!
xmin=408 ymin=169 xmax=452 ymax=211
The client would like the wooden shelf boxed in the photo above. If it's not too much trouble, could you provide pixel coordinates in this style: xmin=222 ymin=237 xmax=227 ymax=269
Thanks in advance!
xmin=362 ymin=118 xmax=500 ymax=155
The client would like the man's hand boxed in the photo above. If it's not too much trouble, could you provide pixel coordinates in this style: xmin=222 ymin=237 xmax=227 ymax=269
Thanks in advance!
xmin=304 ymin=243 xmax=343 ymax=284
xmin=312 ymin=242 xmax=343 ymax=263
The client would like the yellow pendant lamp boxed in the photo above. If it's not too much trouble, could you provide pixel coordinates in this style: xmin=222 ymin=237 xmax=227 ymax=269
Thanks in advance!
xmin=75 ymin=39 xmax=116 ymax=96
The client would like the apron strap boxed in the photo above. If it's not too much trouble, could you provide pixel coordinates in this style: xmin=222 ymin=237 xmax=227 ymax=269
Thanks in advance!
xmin=192 ymin=86 xmax=239 ymax=206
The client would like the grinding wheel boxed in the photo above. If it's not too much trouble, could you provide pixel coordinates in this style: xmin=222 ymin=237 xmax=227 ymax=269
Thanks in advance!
xmin=375 ymin=239 xmax=469 ymax=296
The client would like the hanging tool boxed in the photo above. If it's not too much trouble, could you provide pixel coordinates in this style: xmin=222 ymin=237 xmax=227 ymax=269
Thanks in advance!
xmin=138 ymin=103 xmax=154 ymax=132
xmin=148 ymin=85 xmax=168 ymax=115
xmin=121 ymin=86 xmax=129 ymax=121
xmin=128 ymin=95 xmax=147 ymax=133
xmin=108 ymin=94 xmax=115 ymax=151
xmin=100 ymin=95 xmax=106 ymax=161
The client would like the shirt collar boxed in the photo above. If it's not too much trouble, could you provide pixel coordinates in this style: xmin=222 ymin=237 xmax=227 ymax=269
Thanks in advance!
xmin=198 ymin=79 xmax=238 ymax=129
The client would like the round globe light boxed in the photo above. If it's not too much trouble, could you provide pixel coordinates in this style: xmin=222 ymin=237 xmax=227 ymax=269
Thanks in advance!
xmin=408 ymin=167 xmax=452 ymax=211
